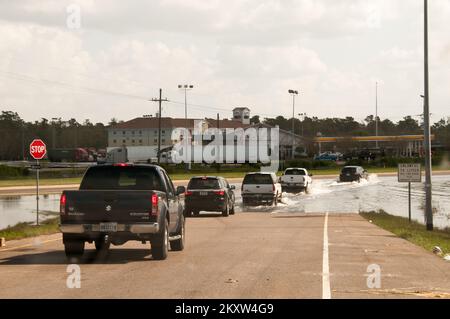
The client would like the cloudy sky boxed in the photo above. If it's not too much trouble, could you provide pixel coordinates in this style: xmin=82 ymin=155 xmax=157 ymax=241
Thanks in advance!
xmin=0 ymin=0 xmax=449 ymax=124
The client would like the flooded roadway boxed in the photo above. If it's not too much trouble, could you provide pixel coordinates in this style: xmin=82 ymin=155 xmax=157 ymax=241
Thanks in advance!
xmin=1 ymin=174 xmax=449 ymax=230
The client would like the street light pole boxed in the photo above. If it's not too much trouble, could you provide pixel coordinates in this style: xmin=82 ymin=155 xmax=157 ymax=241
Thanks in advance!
xmin=298 ymin=113 xmax=307 ymax=137
xmin=289 ymin=90 xmax=299 ymax=159
xmin=178 ymin=84 xmax=194 ymax=128
xmin=178 ymin=85 xmax=194 ymax=169
xmin=375 ymin=82 xmax=379 ymax=149
xmin=423 ymin=0 xmax=433 ymax=231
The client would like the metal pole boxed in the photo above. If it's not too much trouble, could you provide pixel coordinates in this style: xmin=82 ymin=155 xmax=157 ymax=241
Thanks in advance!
xmin=292 ymin=94 xmax=296 ymax=159
xmin=36 ymin=159 xmax=40 ymax=226
xmin=424 ymin=0 xmax=433 ymax=231
xmin=158 ymin=88 xmax=162 ymax=164
xmin=375 ymin=82 xmax=379 ymax=149
xmin=408 ymin=182 xmax=412 ymax=223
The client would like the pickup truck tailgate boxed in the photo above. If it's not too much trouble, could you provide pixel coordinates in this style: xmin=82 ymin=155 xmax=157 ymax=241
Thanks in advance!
xmin=242 ymin=184 xmax=274 ymax=194
xmin=62 ymin=190 xmax=156 ymax=223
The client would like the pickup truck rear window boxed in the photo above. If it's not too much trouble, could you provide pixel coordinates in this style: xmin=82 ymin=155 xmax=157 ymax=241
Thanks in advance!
xmin=243 ymin=174 xmax=273 ymax=185
xmin=80 ymin=166 xmax=165 ymax=191
xmin=285 ymin=169 xmax=306 ymax=176
xmin=341 ymin=167 xmax=357 ymax=174
xmin=188 ymin=178 xmax=220 ymax=190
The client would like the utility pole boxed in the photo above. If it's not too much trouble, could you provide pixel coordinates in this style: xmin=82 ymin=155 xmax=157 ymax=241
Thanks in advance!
xmin=288 ymin=90 xmax=299 ymax=159
xmin=151 ymin=89 xmax=169 ymax=164
xmin=375 ymin=82 xmax=379 ymax=149
xmin=423 ymin=0 xmax=433 ymax=231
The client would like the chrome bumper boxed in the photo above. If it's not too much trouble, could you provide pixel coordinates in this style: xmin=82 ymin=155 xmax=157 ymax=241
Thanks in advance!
xmin=59 ymin=223 xmax=160 ymax=234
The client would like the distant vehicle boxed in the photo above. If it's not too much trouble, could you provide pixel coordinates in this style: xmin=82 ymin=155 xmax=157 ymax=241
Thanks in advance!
xmin=59 ymin=164 xmax=186 ymax=261
xmin=241 ymin=172 xmax=282 ymax=207
xmin=314 ymin=152 xmax=342 ymax=161
xmin=102 ymin=146 xmax=128 ymax=164
xmin=339 ymin=166 xmax=368 ymax=183
xmin=47 ymin=148 xmax=90 ymax=162
xmin=185 ymin=176 xmax=236 ymax=217
xmin=280 ymin=168 xmax=313 ymax=193
xmin=343 ymin=148 xmax=385 ymax=161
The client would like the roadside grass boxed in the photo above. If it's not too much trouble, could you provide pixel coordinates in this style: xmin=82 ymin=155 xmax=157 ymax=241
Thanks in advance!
xmin=360 ymin=210 xmax=450 ymax=255
xmin=0 ymin=177 xmax=82 ymax=187
xmin=0 ymin=217 xmax=60 ymax=241
xmin=0 ymin=167 xmax=447 ymax=188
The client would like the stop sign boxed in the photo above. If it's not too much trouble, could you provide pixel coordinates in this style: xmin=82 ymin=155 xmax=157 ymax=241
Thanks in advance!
xmin=30 ymin=139 xmax=47 ymax=160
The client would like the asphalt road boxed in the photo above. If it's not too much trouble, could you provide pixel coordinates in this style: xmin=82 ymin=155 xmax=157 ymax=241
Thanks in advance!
xmin=0 ymin=212 xmax=449 ymax=299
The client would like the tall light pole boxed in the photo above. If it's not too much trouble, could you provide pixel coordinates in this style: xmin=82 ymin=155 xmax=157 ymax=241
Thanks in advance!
xmin=298 ymin=113 xmax=307 ymax=137
xmin=375 ymin=82 xmax=379 ymax=149
xmin=423 ymin=0 xmax=433 ymax=231
xmin=178 ymin=85 xmax=194 ymax=169
xmin=178 ymin=84 xmax=194 ymax=128
xmin=288 ymin=90 xmax=299 ymax=159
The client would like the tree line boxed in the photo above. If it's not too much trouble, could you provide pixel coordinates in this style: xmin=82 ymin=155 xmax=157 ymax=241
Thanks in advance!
xmin=0 ymin=110 xmax=449 ymax=160
xmin=252 ymin=114 xmax=449 ymax=149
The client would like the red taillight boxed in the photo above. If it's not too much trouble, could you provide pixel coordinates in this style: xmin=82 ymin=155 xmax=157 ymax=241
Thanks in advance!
xmin=60 ymin=194 xmax=66 ymax=215
xmin=185 ymin=191 xmax=193 ymax=196
xmin=114 ymin=163 xmax=129 ymax=167
xmin=215 ymin=190 xmax=225 ymax=196
xmin=151 ymin=194 xmax=159 ymax=216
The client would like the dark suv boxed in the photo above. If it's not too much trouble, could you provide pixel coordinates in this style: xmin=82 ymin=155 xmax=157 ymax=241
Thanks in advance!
xmin=339 ymin=166 xmax=368 ymax=183
xmin=185 ymin=177 xmax=236 ymax=217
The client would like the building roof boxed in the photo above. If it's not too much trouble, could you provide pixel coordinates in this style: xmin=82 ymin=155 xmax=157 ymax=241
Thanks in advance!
xmin=233 ymin=107 xmax=250 ymax=112
xmin=206 ymin=118 xmax=252 ymax=129
xmin=110 ymin=117 xmax=202 ymax=130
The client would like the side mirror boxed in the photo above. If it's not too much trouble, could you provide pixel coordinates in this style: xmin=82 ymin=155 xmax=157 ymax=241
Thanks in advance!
xmin=230 ymin=185 xmax=236 ymax=190
xmin=176 ymin=186 xmax=186 ymax=195
xmin=277 ymin=177 xmax=282 ymax=183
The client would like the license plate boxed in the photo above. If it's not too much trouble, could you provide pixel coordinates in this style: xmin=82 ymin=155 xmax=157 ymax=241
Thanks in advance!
xmin=100 ymin=223 xmax=118 ymax=232
xmin=200 ymin=192 xmax=208 ymax=196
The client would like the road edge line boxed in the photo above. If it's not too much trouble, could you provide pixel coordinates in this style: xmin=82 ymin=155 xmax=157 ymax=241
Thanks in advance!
xmin=322 ymin=212 xmax=331 ymax=299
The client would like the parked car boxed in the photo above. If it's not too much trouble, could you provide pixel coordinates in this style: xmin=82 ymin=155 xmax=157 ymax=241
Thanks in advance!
xmin=185 ymin=176 xmax=236 ymax=217
xmin=314 ymin=152 xmax=343 ymax=162
xmin=59 ymin=164 xmax=186 ymax=261
xmin=339 ymin=166 xmax=368 ymax=183
xmin=280 ymin=168 xmax=313 ymax=193
xmin=241 ymin=172 xmax=282 ymax=207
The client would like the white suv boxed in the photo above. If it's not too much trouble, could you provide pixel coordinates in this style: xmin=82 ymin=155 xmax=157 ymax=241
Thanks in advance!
xmin=241 ymin=172 xmax=282 ymax=207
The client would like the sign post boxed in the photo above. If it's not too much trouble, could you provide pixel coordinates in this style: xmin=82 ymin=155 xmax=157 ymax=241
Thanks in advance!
xmin=29 ymin=139 xmax=47 ymax=226
xmin=398 ymin=163 xmax=422 ymax=223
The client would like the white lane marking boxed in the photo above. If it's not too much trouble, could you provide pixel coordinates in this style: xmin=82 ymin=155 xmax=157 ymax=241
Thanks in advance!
xmin=0 ymin=238 xmax=60 ymax=252
xmin=322 ymin=212 xmax=331 ymax=299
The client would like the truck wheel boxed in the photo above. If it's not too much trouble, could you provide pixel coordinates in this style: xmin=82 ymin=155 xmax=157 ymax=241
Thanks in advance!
xmin=151 ymin=219 xmax=169 ymax=260
xmin=222 ymin=203 xmax=230 ymax=217
xmin=64 ymin=241 xmax=85 ymax=259
xmin=170 ymin=215 xmax=185 ymax=251
xmin=193 ymin=211 xmax=200 ymax=217
xmin=184 ymin=209 xmax=192 ymax=217
xmin=272 ymin=193 xmax=278 ymax=207
xmin=230 ymin=204 xmax=235 ymax=215
xmin=95 ymin=236 xmax=111 ymax=252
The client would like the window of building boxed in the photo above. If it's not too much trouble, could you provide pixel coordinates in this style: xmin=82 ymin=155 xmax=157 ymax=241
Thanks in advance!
xmin=139 ymin=139 xmax=143 ymax=144
xmin=132 ymin=140 xmax=135 ymax=143
xmin=113 ymin=131 xmax=117 ymax=135
xmin=122 ymin=140 xmax=126 ymax=143
xmin=123 ymin=131 xmax=126 ymax=135
xmin=113 ymin=139 xmax=117 ymax=143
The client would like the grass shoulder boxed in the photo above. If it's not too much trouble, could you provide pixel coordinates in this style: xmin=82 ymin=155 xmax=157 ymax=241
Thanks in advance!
xmin=360 ymin=210 xmax=450 ymax=255
xmin=0 ymin=217 xmax=60 ymax=241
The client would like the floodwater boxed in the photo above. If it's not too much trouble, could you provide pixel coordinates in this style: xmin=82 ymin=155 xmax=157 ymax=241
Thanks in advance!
xmin=0 ymin=194 xmax=59 ymax=229
xmin=233 ymin=174 xmax=450 ymax=229
xmin=0 ymin=175 xmax=449 ymax=230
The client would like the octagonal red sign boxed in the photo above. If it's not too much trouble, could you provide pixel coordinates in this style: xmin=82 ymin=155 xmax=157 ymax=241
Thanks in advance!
xmin=29 ymin=139 xmax=47 ymax=160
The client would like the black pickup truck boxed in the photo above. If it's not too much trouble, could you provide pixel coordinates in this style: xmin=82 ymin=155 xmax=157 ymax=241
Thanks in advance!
xmin=59 ymin=164 xmax=186 ymax=260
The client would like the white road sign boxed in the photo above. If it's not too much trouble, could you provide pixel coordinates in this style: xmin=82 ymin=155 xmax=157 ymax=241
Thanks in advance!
xmin=398 ymin=164 xmax=422 ymax=183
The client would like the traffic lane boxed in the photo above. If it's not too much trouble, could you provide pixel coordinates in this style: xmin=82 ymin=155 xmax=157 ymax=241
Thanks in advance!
xmin=328 ymin=214 xmax=450 ymax=299
xmin=0 ymin=212 xmax=325 ymax=299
